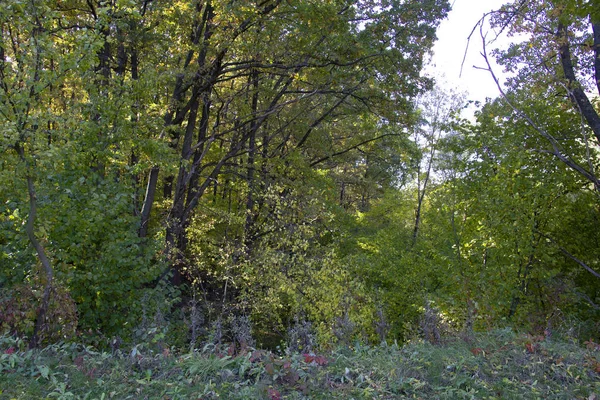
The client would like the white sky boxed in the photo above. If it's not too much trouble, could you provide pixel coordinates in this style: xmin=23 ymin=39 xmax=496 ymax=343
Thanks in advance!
xmin=428 ymin=0 xmax=513 ymax=104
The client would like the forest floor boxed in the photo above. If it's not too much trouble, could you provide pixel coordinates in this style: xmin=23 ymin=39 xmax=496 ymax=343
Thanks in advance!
xmin=1 ymin=329 xmax=599 ymax=399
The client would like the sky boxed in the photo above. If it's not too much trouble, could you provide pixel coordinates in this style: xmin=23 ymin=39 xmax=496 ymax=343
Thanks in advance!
xmin=428 ymin=0 xmax=513 ymax=104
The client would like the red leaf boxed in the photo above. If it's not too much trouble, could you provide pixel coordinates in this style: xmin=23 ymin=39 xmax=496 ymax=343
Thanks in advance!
xmin=303 ymin=354 xmax=315 ymax=363
xmin=314 ymin=355 xmax=328 ymax=366
xmin=4 ymin=347 xmax=15 ymax=355
xmin=303 ymin=353 xmax=328 ymax=366
xmin=525 ymin=343 xmax=535 ymax=354
xmin=227 ymin=343 xmax=235 ymax=357
xmin=268 ymin=387 xmax=281 ymax=400
xmin=470 ymin=348 xmax=484 ymax=356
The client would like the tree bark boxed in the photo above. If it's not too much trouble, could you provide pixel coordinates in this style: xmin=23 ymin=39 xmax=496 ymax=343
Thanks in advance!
xmin=558 ymin=22 xmax=600 ymax=145
xmin=15 ymin=145 xmax=53 ymax=349
xmin=26 ymin=175 xmax=53 ymax=349
xmin=139 ymin=166 xmax=159 ymax=238
xmin=591 ymin=20 xmax=600 ymax=96
xmin=244 ymin=69 xmax=260 ymax=252
xmin=138 ymin=0 xmax=215 ymax=241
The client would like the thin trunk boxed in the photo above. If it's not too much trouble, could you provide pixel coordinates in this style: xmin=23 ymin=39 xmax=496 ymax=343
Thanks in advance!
xmin=15 ymin=145 xmax=53 ymax=349
xmin=139 ymin=166 xmax=159 ymax=238
xmin=131 ymin=47 xmax=139 ymax=81
xmin=412 ymin=193 xmax=425 ymax=244
xmin=13 ymin=8 xmax=53 ymax=349
xmin=163 ymin=176 xmax=174 ymax=199
xmin=244 ymin=69 xmax=259 ymax=252
xmin=508 ymin=221 xmax=540 ymax=319
xmin=0 ymin=32 xmax=4 ymax=68
xmin=413 ymin=130 xmax=439 ymax=245
xmin=127 ymin=45 xmax=142 ymax=218
xmin=96 ymin=30 xmax=111 ymax=87
xmin=91 ymin=19 xmax=111 ymax=177
xmin=166 ymin=88 xmax=202 ymax=284
xmin=115 ymin=29 xmax=127 ymax=76
xmin=26 ymin=174 xmax=53 ymax=349
xmin=185 ymin=92 xmax=212 ymax=211
xmin=131 ymin=150 xmax=140 ymax=216
xmin=508 ymin=253 xmax=535 ymax=320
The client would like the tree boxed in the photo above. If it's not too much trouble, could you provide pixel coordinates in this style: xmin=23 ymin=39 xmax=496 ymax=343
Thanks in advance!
xmin=411 ymin=85 xmax=465 ymax=244
xmin=467 ymin=0 xmax=600 ymax=291
xmin=475 ymin=0 xmax=600 ymax=193
xmin=1 ymin=0 xmax=165 ymax=340
xmin=415 ymin=92 xmax=600 ymax=333
xmin=0 ymin=0 xmax=89 ymax=347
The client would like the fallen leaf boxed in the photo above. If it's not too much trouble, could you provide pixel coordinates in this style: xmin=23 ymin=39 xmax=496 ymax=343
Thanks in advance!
xmin=470 ymin=348 xmax=484 ymax=356
xmin=525 ymin=343 xmax=535 ymax=354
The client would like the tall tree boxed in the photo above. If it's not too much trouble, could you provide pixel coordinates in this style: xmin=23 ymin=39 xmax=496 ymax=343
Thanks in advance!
xmin=411 ymin=86 xmax=464 ymax=244
xmin=478 ymin=0 xmax=600 ymax=192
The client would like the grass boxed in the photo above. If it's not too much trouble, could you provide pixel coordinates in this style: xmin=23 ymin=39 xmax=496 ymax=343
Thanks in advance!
xmin=1 ymin=329 xmax=599 ymax=399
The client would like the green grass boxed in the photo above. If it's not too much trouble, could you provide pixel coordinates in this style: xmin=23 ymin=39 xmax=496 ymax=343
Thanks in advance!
xmin=1 ymin=329 xmax=599 ymax=399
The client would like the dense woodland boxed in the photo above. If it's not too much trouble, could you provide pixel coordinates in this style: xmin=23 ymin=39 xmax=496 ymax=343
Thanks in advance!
xmin=1 ymin=0 xmax=599 ymax=352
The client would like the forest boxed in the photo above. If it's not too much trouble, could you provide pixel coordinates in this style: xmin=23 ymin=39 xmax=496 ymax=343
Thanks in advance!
xmin=1 ymin=0 xmax=600 ymax=358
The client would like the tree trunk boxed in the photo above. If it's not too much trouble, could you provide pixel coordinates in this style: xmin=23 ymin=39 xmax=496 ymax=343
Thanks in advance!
xmin=139 ymin=0 xmax=213 ymax=241
xmin=592 ymin=20 xmax=600 ymax=96
xmin=26 ymin=174 xmax=53 ymax=349
xmin=244 ymin=69 xmax=260 ymax=252
xmin=16 ymin=144 xmax=53 ymax=349
xmin=139 ymin=166 xmax=159 ymax=238
xmin=558 ymin=22 xmax=600 ymax=145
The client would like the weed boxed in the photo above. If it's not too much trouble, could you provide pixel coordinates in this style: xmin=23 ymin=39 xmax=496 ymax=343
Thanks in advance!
xmin=188 ymin=294 xmax=204 ymax=351
xmin=286 ymin=317 xmax=316 ymax=354
xmin=0 ymin=329 xmax=598 ymax=399
xmin=232 ymin=315 xmax=255 ymax=352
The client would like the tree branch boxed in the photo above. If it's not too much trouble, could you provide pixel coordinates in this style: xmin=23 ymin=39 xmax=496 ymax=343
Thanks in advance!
xmin=309 ymin=133 xmax=401 ymax=167
xmin=538 ymin=231 xmax=600 ymax=279
xmin=557 ymin=22 xmax=600 ymax=145
xmin=479 ymin=24 xmax=600 ymax=193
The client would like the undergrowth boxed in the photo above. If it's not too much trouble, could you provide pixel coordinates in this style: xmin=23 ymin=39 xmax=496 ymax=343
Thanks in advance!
xmin=0 ymin=329 xmax=599 ymax=399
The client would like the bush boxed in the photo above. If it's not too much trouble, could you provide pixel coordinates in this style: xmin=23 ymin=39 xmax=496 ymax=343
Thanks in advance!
xmin=0 ymin=282 xmax=77 ymax=345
